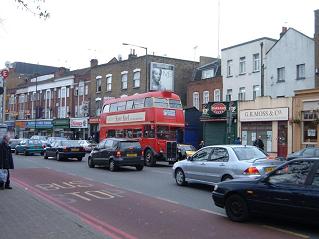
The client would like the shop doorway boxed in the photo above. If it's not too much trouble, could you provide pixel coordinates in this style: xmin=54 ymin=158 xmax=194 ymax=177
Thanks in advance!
xmin=241 ymin=122 xmax=272 ymax=152
xmin=277 ymin=121 xmax=288 ymax=157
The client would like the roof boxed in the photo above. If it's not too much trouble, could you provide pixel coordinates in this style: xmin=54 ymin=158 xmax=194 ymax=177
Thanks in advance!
xmin=193 ymin=59 xmax=221 ymax=81
xmin=221 ymin=37 xmax=277 ymax=51
xmin=11 ymin=62 xmax=61 ymax=75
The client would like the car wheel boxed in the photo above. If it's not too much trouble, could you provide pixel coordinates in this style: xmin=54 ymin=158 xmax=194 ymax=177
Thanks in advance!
xmin=136 ymin=165 xmax=144 ymax=171
xmin=109 ymin=160 xmax=117 ymax=172
xmin=225 ymin=194 xmax=249 ymax=222
xmin=145 ymin=149 xmax=155 ymax=167
xmin=56 ymin=152 xmax=61 ymax=161
xmin=24 ymin=150 xmax=28 ymax=156
xmin=77 ymin=157 xmax=83 ymax=161
xmin=222 ymin=175 xmax=233 ymax=182
xmin=44 ymin=152 xmax=48 ymax=159
xmin=88 ymin=157 xmax=95 ymax=168
xmin=175 ymin=168 xmax=186 ymax=186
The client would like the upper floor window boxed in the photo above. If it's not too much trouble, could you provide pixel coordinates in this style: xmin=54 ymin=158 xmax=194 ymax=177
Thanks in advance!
xmin=193 ymin=92 xmax=200 ymax=110
xmin=238 ymin=87 xmax=246 ymax=101
xmin=106 ymin=74 xmax=112 ymax=91
xmin=253 ymin=53 xmax=260 ymax=72
xmin=121 ymin=72 xmax=128 ymax=90
xmin=133 ymin=70 xmax=140 ymax=88
xmin=227 ymin=60 xmax=233 ymax=77
xmin=202 ymin=69 xmax=215 ymax=79
xmin=85 ymin=85 xmax=89 ymax=95
xmin=96 ymin=76 xmax=102 ymax=92
xmin=203 ymin=91 xmax=209 ymax=104
xmin=277 ymin=67 xmax=285 ymax=82
xmin=214 ymin=89 xmax=221 ymax=102
xmin=253 ymin=85 xmax=260 ymax=100
xmin=296 ymin=64 xmax=305 ymax=80
xmin=226 ymin=89 xmax=232 ymax=102
xmin=239 ymin=57 xmax=246 ymax=74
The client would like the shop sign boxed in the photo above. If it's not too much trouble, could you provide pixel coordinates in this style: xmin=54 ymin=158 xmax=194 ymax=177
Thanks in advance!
xmin=240 ymin=107 xmax=289 ymax=122
xmin=15 ymin=121 xmax=26 ymax=128
xmin=53 ymin=118 xmax=70 ymax=128
xmin=107 ymin=112 xmax=145 ymax=124
xmin=89 ymin=117 xmax=100 ymax=124
xmin=211 ymin=103 xmax=227 ymax=115
xmin=70 ymin=118 xmax=88 ymax=128
xmin=203 ymin=101 xmax=237 ymax=118
xmin=26 ymin=121 xmax=53 ymax=129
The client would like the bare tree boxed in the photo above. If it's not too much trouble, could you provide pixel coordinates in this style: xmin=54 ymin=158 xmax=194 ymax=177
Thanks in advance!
xmin=14 ymin=0 xmax=49 ymax=19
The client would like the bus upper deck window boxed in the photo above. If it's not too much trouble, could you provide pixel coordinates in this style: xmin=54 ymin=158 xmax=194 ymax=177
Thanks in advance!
xmin=144 ymin=97 xmax=153 ymax=107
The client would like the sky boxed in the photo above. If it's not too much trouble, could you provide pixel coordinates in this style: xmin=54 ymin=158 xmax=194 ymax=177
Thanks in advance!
xmin=0 ymin=0 xmax=318 ymax=70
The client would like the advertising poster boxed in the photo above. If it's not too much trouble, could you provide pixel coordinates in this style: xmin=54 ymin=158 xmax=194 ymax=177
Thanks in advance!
xmin=150 ymin=62 xmax=174 ymax=91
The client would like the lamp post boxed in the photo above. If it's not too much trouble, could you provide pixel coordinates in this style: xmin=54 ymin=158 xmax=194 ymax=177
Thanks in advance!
xmin=122 ymin=43 xmax=148 ymax=91
xmin=34 ymin=74 xmax=38 ymax=135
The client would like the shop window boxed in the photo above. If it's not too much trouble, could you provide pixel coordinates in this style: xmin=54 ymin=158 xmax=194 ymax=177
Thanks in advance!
xmin=303 ymin=121 xmax=317 ymax=143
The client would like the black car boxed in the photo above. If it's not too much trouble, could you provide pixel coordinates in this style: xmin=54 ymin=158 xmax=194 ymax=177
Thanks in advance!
xmin=44 ymin=140 xmax=86 ymax=161
xmin=88 ymin=138 xmax=144 ymax=171
xmin=287 ymin=147 xmax=319 ymax=160
xmin=212 ymin=158 xmax=319 ymax=223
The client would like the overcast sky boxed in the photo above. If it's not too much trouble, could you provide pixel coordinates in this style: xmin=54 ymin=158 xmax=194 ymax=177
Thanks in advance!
xmin=0 ymin=0 xmax=318 ymax=70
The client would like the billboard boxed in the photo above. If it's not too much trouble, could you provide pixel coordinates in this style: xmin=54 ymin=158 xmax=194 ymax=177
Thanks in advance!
xmin=150 ymin=62 xmax=174 ymax=91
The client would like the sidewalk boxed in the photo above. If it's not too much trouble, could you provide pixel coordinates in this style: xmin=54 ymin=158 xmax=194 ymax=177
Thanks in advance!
xmin=0 ymin=183 xmax=107 ymax=239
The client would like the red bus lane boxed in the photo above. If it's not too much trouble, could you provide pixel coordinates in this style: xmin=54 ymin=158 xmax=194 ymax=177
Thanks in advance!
xmin=12 ymin=168 xmax=302 ymax=239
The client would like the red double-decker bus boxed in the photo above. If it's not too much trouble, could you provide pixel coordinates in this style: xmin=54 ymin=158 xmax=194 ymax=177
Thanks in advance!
xmin=99 ymin=91 xmax=184 ymax=166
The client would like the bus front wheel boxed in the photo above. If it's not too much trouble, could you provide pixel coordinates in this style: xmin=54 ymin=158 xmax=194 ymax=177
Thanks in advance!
xmin=145 ymin=150 xmax=155 ymax=167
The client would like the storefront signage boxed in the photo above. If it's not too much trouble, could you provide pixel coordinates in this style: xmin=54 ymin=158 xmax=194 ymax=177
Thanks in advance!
xmin=240 ymin=107 xmax=289 ymax=122
xmin=203 ymin=101 xmax=237 ymax=118
xmin=53 ymin=118 xmax=70 ymax=129
xmin=89 ymin=117 xmax=100 ymax=124
xmin=107 ymin=112 xmax=145 ymax=124
xmin=15 ymin=121 xmax=26 ymax=129
xmin=26 ymin=121 xmax=53 ymax=129
xmin=70 ymin=118 xmax=88 ymax=128
xmin=211 ymin=103 xmax=227 ymax=115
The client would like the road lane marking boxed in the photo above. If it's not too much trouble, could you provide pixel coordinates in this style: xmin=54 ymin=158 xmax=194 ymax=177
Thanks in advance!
xmin=200 ymin=209 xmax=226 ymax=217
xmin=154 ymin=197 xmax=180 ymax=205
xmin=262 ymin=225 xmax=309 ymax=239
xmin=149 ymin=170 xmax=171 ymax=175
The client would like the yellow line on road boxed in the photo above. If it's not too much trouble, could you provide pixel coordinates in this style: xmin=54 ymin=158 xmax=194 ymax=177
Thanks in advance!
xmin=262 ymin=225 xmax=309 ymax=239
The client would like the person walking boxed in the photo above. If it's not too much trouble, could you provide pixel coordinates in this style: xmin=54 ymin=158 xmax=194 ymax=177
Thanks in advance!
xmin=198 ymin=140 xmax=205 ymax=149
xmin=0 ymin=135 xmax=14 ymax=189
xmin=253 ymin=135 xmax=264 ymax=151
xmin=233 ymin=137 xmax=241 ymax=145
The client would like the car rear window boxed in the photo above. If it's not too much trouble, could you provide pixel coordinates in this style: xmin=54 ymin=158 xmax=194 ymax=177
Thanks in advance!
xmin=28 ymin=140 xmax=41 ymax=145
xmin=120 ymin=141 xmax=141 ymax=150
xmin=61 ymin=141 xmax=81 ymax=147
xmin=233 ymin=147 xmax=266 ymax=161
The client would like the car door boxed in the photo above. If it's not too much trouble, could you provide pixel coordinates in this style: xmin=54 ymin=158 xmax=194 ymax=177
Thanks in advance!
xmin=250 ymin=160 xmax=316 ymax=218
xmin=102 ymin=139 xmax=115 ymax=165
xmin=93 ymin=140 xmax=107 ymax=165
xmin=184 ymin=147 xmax=213 ymax=183
xmin=46 ymin=141 xmax=56 ymax=157
xmin=205 ymin=147 xmax=230 ymax=183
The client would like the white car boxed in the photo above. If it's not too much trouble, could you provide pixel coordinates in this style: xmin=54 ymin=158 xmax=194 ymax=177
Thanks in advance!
xmin=78 ymin=140 xmax=96 ymax=153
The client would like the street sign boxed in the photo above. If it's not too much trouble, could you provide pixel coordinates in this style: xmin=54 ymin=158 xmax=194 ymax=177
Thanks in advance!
xmin=1 ymin=69 xmax=9 ymax=79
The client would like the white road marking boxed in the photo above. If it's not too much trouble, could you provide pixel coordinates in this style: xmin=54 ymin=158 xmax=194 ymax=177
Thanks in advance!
xmin=149 ymin=170 xmax=171 ymax=175
xmin=154 ymin=197 xmax=180 ymax=205
xmin=200 ymin=209 xmax=226 ymax=217
xmin=262 ymin=225 xmax=309 ymax=239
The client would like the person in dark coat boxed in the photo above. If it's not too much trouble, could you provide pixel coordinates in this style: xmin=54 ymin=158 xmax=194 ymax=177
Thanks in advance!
xmin=198 ymin=140 xmax=205 ymax=149
xmin=0 ymin=135 xmax=14 ymax=189
xmin=233 ymin=137 xmax=241 ymax=145
xmin=253 ymin=136 xmax=264 ymax=151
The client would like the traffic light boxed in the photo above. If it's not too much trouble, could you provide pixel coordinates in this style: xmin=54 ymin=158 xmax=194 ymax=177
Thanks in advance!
xmin=0 ymin=87 xmax=3 ymax=95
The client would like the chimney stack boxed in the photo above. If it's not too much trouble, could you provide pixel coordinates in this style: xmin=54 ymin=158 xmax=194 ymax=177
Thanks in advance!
xmin=280 ymin=26 xmax=288 ymax=38
xmin=315 ymin=9 xmax=319 ymax=87
xmin=90 ymin=59 xmax=98 ymax=68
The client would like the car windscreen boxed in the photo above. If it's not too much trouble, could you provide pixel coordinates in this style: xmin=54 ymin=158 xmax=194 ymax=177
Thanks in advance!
xmin=28 ymin=140 xmax=41 ymax=145
xmin=233 ymin=147 xmax=266 ymax=161
xmin=61 ymin=141 xmax=81 ymax=147
xmin=120 ymin=141 xmax=141 ymax=150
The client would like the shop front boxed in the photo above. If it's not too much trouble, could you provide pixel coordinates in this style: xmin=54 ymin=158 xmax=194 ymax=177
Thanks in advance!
xmin=15 ymin=121 xmax=26 ymax=138
xmin=25 ymin=120 xmax=53 ymax=137
xmin=239 ymin=97 xmax=292 ymax=157
xmin=70 ymin=118 xmax=88 ymax=140
xmin=52 ymin=118 xmax=72 ymax=138
xmin=292 ymin=89 xmax=319 ymax=151
xmin=201 ymin=101 xmax=237 ymax=146
xmin=89 ymin=117 xmax=100 ymax=142
xmin=4 ymin=121 xmax=15 ymax=138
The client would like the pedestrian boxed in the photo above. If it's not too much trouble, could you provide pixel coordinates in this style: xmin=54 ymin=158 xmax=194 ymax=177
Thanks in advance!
xmin=198 ymin=140 xmax=205 ymax=149
xmin=253 ymin=135 xmax=264 ymax=151
xmin=233 ymin=137 xmax=241 ymax=145
xmin=0 ymin=135 xmax=14 ymax=189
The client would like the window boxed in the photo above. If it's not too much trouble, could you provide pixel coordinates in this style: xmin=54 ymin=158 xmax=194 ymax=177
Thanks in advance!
xmin=312 ymin=168 xmax=319 ymax=187
xmin=202 ymin=69 xmax=215 ymax=79
xmin=210 ymin=148 xmax=229 ymax=162
xmin=227 ymin=60 xmax=233 ymax=77
xmin=58 ymin=89 xmax=61 ymax=98
xmin=214 ymin=89 xmax=220 ymax=102
xmin=144 ymin=125 xmax=155 ymax=138
xmin=268 ymin=161 xmax=314 ymax=185
xmin=96 ymin=76 xmax=102 ymax=92
xmin=203 ymin=91 xmax=209 ymax=104
xmin=85 ymin=85 xmax=88 ymax=95
xmin=153 ymin=98 xmax=168 ymax=108
xmin=133 ymin=98 xmax=144 ymax=109
xmin=144 ymin=97 xmax=153 ymax=107
xmin=253 ymin=53 xmax=260 ymax=72
xmin=192 ymin=148 xmax=213 ymax=161
xmin=126 ymin=100 xmax=134 ymax=110
xmin=106 ymin=75 xmax=112 ymax=91
xmin=121 ymin=73 xmax=128 ymax=90
xmin=169 ymin=99 xmax=182 ymax=109
xmin=226 ymin=89 xmax=232 ymax=102
xmin=96 ymin=99 xmax=102 ymax=116
xmin=133 ymin=70 xmax=140 ymax=88
xmin=253 ymin=85 xmax=260 ymax=100
xmin=193 ymin=92 xmax=199 ymax=109
xmin=239 ymin=57 xmax=246 ymax=74
xmin=303 ymin=111 xmax=318 ymax=143
xmin=238 ymin=87 xmax=246 ymax=101
xmin=296 ymin=64 xmax=305 ymax=80
xmin=66 ymin=87 xmax=70 ymax=97
xmin=277 ymin=67 xmax=285 ymax=82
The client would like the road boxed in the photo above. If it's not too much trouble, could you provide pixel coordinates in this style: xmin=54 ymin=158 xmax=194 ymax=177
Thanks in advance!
xmin=10 ymin=154 xmax=318 ymax=239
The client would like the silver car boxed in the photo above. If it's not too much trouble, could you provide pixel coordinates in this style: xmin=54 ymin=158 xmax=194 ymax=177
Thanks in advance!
xmin=172 ymin=145 xmax=283 ymax=186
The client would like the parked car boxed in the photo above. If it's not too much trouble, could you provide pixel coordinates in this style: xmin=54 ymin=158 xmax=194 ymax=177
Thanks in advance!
xmin=172 ymin=145 xmax=282 ymax=186
xmin=15 ymin=139 xmax=44 ymax=155
xmin=47 ymin=137 xmax=67 ymax=146
xmin=44 ymin=140 xmax=86 ymax=161
xmin=177 ymin=144 xmax=196 ymax=161
xmin=286 ymin=147 xmax=319 ymax=160
xmin=78 ymin=140 xmax=97 ymax=153
xmin=9 ymin=138 xmax=25 ymax=153
xmin=30 ymin=135 xmax=48 ymax=143
xmin=88 ymin=138 xmax=144 ymax=171
xmin=212 ymin=158 xmax=319 ymax=223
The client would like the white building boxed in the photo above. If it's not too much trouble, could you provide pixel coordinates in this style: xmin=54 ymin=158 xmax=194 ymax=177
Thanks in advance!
xmin=265 ymin=28 xmax=315 ymax=98
xmin=221 ymin=37 xmax=277 ymax=101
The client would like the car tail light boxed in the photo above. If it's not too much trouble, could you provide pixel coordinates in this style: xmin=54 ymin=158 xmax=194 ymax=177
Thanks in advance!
xmin=141 ymin=151 xmax=144 ymax=156
xmin=42 ymin=145 xmax=46 ymax=149
xmin=80 ymin=147 xmax=85 ymax=152
xmin=116 ymin=151 xmax=121 ymax=157
xmin=243 ymin=167 xmax=260 ymax=175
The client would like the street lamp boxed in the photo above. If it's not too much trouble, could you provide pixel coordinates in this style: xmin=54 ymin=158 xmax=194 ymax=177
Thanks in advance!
xmin=122 ymin=43 xmax=148 ymax=91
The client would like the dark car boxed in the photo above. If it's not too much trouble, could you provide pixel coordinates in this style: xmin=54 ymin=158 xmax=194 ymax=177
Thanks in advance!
xmin=9 ymin=139 xmax=25 ymax=153
xmin=212 ymin=158 xmax=319 ymax=223
xmin=15 ymin=139 xmax=44 ymax=155
xmin=286 ymin=147 xmax=319 ymax=160
xmin=88 ymin=138 xmax=144 ymax=171
xmin=44 ymin=140 xmax=86 ymax=161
